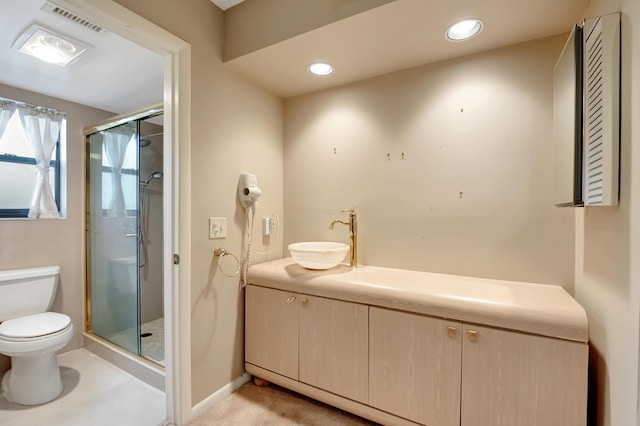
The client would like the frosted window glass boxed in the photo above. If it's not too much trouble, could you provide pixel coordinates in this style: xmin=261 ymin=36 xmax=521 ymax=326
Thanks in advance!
xmin=0 ymin=163 xmax=57 ymax=209
xmin=0 ymin=163 xmax=37 ymax=208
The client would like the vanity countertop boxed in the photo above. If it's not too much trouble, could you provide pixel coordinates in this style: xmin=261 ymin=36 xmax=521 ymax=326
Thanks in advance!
xmin=247 ymin=258 xmax=588 ymax=343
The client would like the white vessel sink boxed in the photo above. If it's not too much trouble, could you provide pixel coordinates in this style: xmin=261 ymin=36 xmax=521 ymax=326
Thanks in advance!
xmin=288 ymin=242 xmax=349 ymax=270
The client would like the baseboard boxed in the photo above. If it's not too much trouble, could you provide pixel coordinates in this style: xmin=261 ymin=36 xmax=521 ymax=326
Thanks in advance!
xmin=190 ymin=373 xmax=251 ymax=420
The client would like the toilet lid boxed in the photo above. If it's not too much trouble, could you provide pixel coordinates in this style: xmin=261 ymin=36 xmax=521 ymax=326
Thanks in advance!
xmin=0 ymin=312 xmax=71 ymax=339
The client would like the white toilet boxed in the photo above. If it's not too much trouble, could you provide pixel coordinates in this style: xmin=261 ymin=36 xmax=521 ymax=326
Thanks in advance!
xmin=0 ymin=265 xmax=74 ymax=405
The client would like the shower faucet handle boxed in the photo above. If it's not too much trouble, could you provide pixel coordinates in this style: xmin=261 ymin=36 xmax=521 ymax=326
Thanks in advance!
xmin=125 ymin=233 xmax=139 ymax=238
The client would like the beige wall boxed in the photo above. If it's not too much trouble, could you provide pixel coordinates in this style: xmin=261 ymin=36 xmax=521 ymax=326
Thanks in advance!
xmin=115 ymin=0 xmax=284 ymax=405
xmin=574 ymin=1 xmax=640 ymax=426
xmin=139 ymin=120 xmax=164 ymax=324
xmin=224 ymin=0 xmax=395 ymax=60
xmin=284 ymin=34 xmax=575 ymax=289
xmin=0 ymin=83 xmax=114 ymax=373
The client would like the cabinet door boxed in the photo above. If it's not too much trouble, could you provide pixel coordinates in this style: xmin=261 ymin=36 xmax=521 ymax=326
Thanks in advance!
xmin=299 ymin=295 xmax=369 ymax=404
xmin=369 ymin=307 xmax=462 ymax=426
xmin=461 ymin=324 xmax=588 ymax=426
xmin=245 ymin=285 xmax=299 ymax=380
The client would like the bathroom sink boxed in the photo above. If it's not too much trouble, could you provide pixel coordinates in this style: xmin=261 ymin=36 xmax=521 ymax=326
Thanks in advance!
xmin=288 ymin=242 xmax=349 ymax=270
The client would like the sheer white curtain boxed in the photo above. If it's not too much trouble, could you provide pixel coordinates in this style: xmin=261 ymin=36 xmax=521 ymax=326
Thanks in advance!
xmin=104 ymin=126 xmax=135 ymax=217
xmin=0 ymin=100 xmax=17 ymax=138
xmin=18 ymin=105 xmax=64 ymax=219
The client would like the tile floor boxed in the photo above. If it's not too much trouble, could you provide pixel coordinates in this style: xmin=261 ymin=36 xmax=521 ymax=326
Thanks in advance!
xmin=0 ymin=349 xmax=166 ymax=426
xmin=141 ymin=318 xmax=165 ymax=365
xmin=106 ymin=317 xmax=165 ymax=366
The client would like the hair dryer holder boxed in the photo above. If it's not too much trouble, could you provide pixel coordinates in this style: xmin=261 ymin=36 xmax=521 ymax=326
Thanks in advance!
xmin=238 ymin=173 xmax=261 ymax=210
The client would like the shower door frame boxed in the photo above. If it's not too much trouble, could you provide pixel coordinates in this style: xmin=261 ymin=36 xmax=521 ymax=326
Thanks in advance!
xmin=63 ymin=0 xmax=192 ymax=424
xmin=84 ymin=104 xmax=163 ymax=359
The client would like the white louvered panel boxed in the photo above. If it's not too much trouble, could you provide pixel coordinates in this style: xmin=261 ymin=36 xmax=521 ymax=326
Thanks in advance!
xmin=582 ymin=13 xmax=620 ymax=206
xmin=585 ymin=26 xmax=604 ymax=205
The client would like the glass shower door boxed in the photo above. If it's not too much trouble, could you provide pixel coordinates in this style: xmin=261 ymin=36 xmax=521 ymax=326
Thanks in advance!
xmin=88 ymin=122 xmax=140 ymax=354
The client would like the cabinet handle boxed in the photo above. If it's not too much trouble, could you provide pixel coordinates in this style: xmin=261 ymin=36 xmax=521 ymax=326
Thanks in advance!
xmin=301 ymin=298 xmax=308 ymax=307
xmin=447 ymin=326 xmax=457 ymax=339
xmin=468 ymin=330 xmax=478 ymax=343
xmin=286 ymin=296 xmax=296 ymax=304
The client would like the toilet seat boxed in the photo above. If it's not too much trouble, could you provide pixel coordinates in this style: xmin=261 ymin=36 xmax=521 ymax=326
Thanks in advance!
xmin=0 ymin=312 xmax=71 ymax=341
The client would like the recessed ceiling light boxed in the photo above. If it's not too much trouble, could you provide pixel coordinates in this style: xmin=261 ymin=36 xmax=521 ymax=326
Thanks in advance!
xmin=446 ymin=19 xmax=483 ymax=41
xmin=14 ymin=24 xmax=89 ymax=66
xmin=308 ymin=62 xmax=335 ymax=76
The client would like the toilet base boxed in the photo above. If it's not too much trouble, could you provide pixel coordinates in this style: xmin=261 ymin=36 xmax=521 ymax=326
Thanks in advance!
xmin=1 ymin=352 xmax=63 ymax=405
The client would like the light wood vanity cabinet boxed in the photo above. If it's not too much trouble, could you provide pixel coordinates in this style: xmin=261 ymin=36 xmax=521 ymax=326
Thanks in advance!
xmin=461 ymin=324 xmax=588 ymax=426
xmin=369 ymin=307 xmax=462 ymax=426
xmin=299 ymin=294 xmax=368 ymax=403
xmin=245 ymin=284 xmax=298 ymax=380
xmin=246 ymin=259 xmax=589 ymax=426
xmin=245 ymin=285 xmax=369 ymax=404
xmin=369 ymin=308 xmax=587 ymax=426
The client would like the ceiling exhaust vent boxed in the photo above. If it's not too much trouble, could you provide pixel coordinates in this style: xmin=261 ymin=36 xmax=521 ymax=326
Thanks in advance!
xmin=41 ymin=3 xmax=107 ymax=34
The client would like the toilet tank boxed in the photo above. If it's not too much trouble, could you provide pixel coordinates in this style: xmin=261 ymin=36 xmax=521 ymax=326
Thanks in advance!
xmin=0 ymin=266 xmax=61 ymax=322
xmin=110 ymin=256 xmax=137 ymax=294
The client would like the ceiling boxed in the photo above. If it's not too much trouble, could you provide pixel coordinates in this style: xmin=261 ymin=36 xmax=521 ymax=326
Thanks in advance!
xmin=211 ymin=0 xmax=245 ymax=11
xmin=224 ymin=0 xmax=590 ymax=97
xmin=0 ymin=0 xmax=163 ymax=115
xmin=0 ymin=0 xmax=588 ymax=115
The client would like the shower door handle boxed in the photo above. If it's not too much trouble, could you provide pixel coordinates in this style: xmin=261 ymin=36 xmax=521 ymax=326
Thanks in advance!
xmin=125 ymin=233 xmax=139 ymax=238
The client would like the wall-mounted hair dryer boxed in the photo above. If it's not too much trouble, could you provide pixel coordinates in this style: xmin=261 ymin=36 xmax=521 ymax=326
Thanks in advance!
xmin=238 ymin=173 xmax=261 ymax=210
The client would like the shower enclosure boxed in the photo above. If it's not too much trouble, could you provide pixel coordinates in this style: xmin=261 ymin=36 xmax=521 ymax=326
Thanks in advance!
xmin=85 ymin=104 xmax=165 ymax=366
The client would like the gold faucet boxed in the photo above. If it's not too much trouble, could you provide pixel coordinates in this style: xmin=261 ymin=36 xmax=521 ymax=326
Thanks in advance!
xmin=329 ymin=208 xmax=357 ymax=267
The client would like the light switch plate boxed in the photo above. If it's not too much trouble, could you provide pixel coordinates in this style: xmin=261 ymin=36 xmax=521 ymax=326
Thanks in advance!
xmin=209 ymin=217 xmax=227 ymax=239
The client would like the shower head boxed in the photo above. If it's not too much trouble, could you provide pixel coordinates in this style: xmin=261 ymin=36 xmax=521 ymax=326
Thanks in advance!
xmin=142 ymin=171 xmax=163 ymax=185
xmin=139 ymin=132 xmax=163 ymax=148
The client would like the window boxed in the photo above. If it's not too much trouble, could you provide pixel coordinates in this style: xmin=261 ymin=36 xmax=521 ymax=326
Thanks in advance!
xmin=0 ymin=98 xmax=66 ymax=219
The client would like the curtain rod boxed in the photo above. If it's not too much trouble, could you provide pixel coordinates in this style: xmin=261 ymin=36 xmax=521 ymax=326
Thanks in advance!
xmin=0 ymin=96 xmax=66 ymax=116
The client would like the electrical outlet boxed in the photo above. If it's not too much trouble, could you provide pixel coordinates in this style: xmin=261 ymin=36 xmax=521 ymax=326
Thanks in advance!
xmin=209 ymin=217 xmax=227 ymax=239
